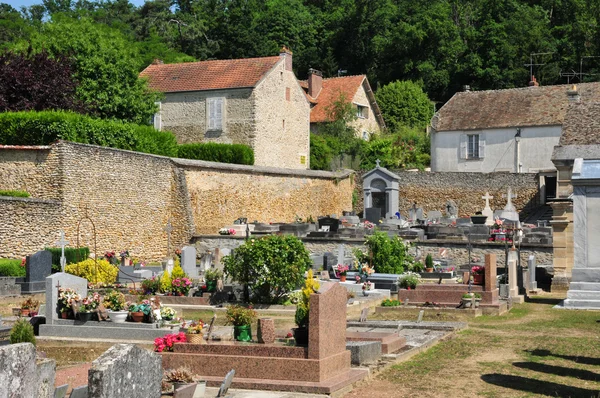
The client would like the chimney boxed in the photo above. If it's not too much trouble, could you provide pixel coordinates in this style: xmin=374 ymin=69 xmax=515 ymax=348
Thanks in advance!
xmin=279 ymin=46 xmax=293 ymax=72
xmin=308 ymin=68 xmax=323 ymax=98
xmin=151 ymin=59 xmax=164 ymax=65
xmin=567 ymin=84 xmax=580 ymax=103
xmin=528 ymin=75 xmax=539 ymax=87
xmin=462 ymin=85 xmax=470 ymax=92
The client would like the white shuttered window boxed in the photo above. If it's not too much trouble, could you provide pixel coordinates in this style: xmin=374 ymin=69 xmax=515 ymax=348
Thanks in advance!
xmin=207 ymin=97 xmax=224 ymax=130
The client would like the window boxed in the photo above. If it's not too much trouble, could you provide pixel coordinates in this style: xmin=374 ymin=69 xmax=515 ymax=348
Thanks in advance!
xmin=356 ymin=105 xmax=368 ymax=118
xmin=468 ymin=134 xmax=480 ymax=158
xmin=285 ymin=87 xmax=291 ymax=101
xmin=362 ymin=131 xmax=369 ymax=141
xmin=207 ymin=97 xmax=224 ymax=130
xmin=152 ymin=102 xmax=161 ymax=130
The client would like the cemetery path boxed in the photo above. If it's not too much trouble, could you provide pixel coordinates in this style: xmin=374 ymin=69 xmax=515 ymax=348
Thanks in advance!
xmin=55 ymin=363 xmax=91 ymax=395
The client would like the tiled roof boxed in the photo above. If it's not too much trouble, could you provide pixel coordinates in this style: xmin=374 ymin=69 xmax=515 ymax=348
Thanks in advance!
xmin=432 ymin=82 xmax=600 ymax=132
xmin=139 ymin=56 xmax=281 ymax=92
xmin=306 ymin=75 xmax=367 ymax=123
xmin=560 ymin=101 xmax=600 ymax=146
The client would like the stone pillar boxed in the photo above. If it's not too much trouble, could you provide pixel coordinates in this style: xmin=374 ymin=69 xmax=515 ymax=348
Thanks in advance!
xmin=550 ymin=201 xmax=574 ymax=292
xmin=528 ymin=255 xmax=538 ymax=292
xmin=484 ymin=254 xmax=496 ymax=292
xmin=508 ymin=259 xmax=524 ymax=303
xmin=257 ymin=318 xmax=275 ymax=344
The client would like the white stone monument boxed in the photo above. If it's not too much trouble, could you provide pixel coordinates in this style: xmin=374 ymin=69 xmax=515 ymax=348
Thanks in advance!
xmin=55 ymin=231 xmax=69 ymax=272
xmin=507 ymin=248 xmax=524 ymax=303
xmin=181 ymin=246 xmax=198 ymax=277
xmin=481 ymin=192 xmax=494 ymax=226
xmin=500 ymin=187 xmax=519 ymax=221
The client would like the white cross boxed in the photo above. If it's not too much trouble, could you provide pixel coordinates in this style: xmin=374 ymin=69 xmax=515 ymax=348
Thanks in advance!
xmin=55 ymin=230 xmax=69 ymax=272
xmin=502 ymin=187 xmax=517 ymax=207
xmin=376 ymin=159 xmax=381 ymax=168
xmin=482 ymin=192 xmax=493 ymax=208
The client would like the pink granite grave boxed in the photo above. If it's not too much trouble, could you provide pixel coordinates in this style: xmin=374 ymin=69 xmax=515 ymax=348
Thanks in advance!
xmin=161 ymin=283 xmax=368 ymax=394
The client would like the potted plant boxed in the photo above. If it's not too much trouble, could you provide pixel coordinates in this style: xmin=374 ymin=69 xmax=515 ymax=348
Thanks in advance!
xmin=77 ymin=293 xmax=101 ymax=322
xmin=471 ymin=266 xmax=485 ymax=285
xmin=398 ymin=272 xmax=421 ymax=290
xmin=20 ymin=297 xmax=39 ymax=317
xmin=141 ymin=276 xmax=161 ymax=295
xmin=171 ymin=277 xmax=192 ymax=296
xmin=461 ymin=292 xmax=482 ymax=308
xmin=336 ymin=264 xmax=349 ymax=282
xmin=128 ymin=300 xmax=152 ymax=323
xmin=204 ymin=268 xmax=223 ymax=292
xmin=226 ymin=305 xmax=256 ymax=342
xmin=362 ymin=281 xmax=373 ymax=295
xmin=471 ymin=211 xmax=488 ymax=225
xmin=103 ymin=290 xmax=128 ymax=323
xmin=164 ymin=367 xmax=195 ymax=392
xmin=293 ymin=269 xmax=320 ymax=346
xmin=160 ymin=306 xmax=176 ymax=322
xmin=120 ymin=250 xmax=130 ymax=266
xmin=57 ymin=288 xmax=81 ymax=319
xmin=184 ymin=319 xmax=205 ymax=344
xmin=425 ymin=254 xmax=434 ymax=273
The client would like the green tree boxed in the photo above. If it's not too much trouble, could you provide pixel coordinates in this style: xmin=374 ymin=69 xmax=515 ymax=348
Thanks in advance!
xmin=19 ymin=16 xmax=160 ymax=124
xmin=376 ymin=80 xmax=433 ymax=131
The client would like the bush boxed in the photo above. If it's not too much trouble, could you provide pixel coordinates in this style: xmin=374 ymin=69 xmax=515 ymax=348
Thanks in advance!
xmin=0 ymin=190 xmax=30 ymax=197
xmin=9 ymin=318 xmax=36 ymax=346
xmin=44 ymin=247 xmax=90 ymax=269
xmin=0 ymin=111 xmax=178 ymax=157
xmin=178 ymin=142 xmax=254 ymax=165
xmin=381 ymin=298 xmax=401 ymax=307
xmin=295 ymin=269 xmax=319 ymax=328
xmin=159 ymin=271 xmax=171 ymax=293
xmin=355 ymin=232 xmax=414 ymax=274
xmin=65 ymin=258 xmax=118 ymax=284
xmin=397 ymin=272 xmax=421 ymax=289
xmin=225 ymin=305 xmax=257 ymax=326
xmin=0 ymin=259 xmax=25 ymax=277
xmin=171 ymin=264 xmax=186 ymax=279
xmin=224 ymin=235 xmax=312 ymax=303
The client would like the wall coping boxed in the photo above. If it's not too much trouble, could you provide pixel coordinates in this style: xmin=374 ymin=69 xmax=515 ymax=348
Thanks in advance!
xmin=0 ymin=196 xmax=60 ymax=205
xmin=0 ymin=145 xmax=51 ymax=150
xmin=55 ymin=141 xmax=354 ymax=180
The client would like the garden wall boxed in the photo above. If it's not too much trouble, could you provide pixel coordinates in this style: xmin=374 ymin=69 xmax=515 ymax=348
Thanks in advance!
xmin=355 ymin=170 xmax=540 ymax=218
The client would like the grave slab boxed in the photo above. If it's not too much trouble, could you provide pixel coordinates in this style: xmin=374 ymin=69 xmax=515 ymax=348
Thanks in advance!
xmin=346 ymin=341 xmax=381 ymax=365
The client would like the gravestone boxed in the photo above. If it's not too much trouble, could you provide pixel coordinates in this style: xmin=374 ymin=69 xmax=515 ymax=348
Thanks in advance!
xmin=37 ymin=357 xmax=56 ymax=398
xmin=217 ymin=369 xmax=235 ymax=397
xmin=445 ymin=200 xmax=458 ymax=219
xmin=69 ymin=386 xmax=88 ymax=398
xmin=318 ymin=217 xmax=340 ymax=233
xmin=55 ymin=231 xmax=69 ymax=272
xmin=180 ymin=246 xmax=198 ymax=278
xmin=200 ymin=251 xmax=213 ymax=272
xmin=500 ymin=187 xmax=519 ymax=221
xmin=20 ymin=250 xmax=53 ymax=294
xmin=88 ymin=344 xmax=161 ymax=398
xmin=45 ymin=273 xmax=88 ymax=325
xmin=528 ymin=255 xmax=538 ymax=292
xmin=364 ymin=207 xmax=381 ymax=225
xmin=427 ymin=210 xmax=442 ymax=222
xmin=0 ymin=343 xmax=37 ymax=398
xmin=481 ymin=192 xmax=495 ymax=226
xmin=54 ymin=384 xmax=69 ymax=398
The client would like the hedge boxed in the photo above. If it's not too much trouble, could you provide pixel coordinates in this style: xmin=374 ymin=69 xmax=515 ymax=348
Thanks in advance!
xmin=0 ymin=259 xmax=25 ymax=277
xmin=0 ymin=190 xmax=30 ymax=198
xmin=178 ymin=142 xmax=254 ymax=165
xmin=0 ymin=111 xmax=178 ymax=157
xmin=44 ymin=247 xmax=90 ymax=267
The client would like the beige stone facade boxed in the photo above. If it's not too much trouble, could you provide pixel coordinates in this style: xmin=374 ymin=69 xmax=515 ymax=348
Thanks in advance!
xmin=349 ymin=81 xmax=383 ymax=139
xmin=0 ymin=142 xmax=352 ymax=260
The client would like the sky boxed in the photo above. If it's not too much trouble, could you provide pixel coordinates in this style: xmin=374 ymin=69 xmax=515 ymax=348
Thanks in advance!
xmin=5 ymin=0 xmax=146 ymax=9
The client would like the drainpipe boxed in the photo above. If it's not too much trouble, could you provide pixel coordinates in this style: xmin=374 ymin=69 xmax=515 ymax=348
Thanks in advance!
xmin=515 ymin=128 xmax=522 ymax=173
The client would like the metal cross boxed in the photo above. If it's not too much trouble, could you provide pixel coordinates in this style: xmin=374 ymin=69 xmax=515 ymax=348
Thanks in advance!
xmin=482 ymin=192 xmax=493 ymax=208
xmin=164 ymin=219 xmax=173 ymax=257
xmin=375 ymin=159 xmax=381 ymax=168
xmin=55 ymin=230 xmax=69 ymax=272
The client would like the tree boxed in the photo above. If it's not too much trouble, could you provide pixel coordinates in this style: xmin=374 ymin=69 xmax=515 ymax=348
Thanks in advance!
xmin=20 ymin=16 xmax=160 ymax=124
xmin=376 ymin=80 xmax=433 ymax=131
xmin=0 ymin=48 xmax=82 ymax=112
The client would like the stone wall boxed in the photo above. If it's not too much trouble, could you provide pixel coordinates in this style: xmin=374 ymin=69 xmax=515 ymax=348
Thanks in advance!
xmin=355 ymin=170 xmax=540 ymax=218
xmin=0 ymin=146 xmax=61 ymax=200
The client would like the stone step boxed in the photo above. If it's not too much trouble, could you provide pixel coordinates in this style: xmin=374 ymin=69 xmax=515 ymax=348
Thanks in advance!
xmin=346 ymin=332 xmax=406 ymax=354
xmin=53 ymin=319 xmax=160 ymax=329
xmin=39 ymin=324 xmax=170 ymax=341
xmin=566 ymin=291 xmax=600 ymax=300
xmin=561 ymin=299 xmax=600 ymax=310
xmin=568 ymin=282 xmax=600 ymax=292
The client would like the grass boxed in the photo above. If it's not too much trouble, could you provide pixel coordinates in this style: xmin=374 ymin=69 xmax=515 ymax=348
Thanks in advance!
xmin=0 ymin=190 xmax=30 ymax=198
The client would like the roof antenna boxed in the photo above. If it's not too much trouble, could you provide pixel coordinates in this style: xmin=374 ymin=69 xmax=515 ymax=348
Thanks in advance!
xmin=524 ymin=52 xmax=553 ymax=84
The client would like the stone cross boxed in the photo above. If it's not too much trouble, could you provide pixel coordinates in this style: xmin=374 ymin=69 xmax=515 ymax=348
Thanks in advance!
xmin=376 ymin=159 xmax=381 ymax=168
xmin=482 ymin=192 xmax=493 ymax=208
xmin=482 ymin=192 xmax=495 ymax=226
xmin=502 ymin=188 xmax=517 ymax=210
xmin=55 ymin=231 xmax=69 ymax=272
xmin=164 ymin=219 xmax=173 ymax=256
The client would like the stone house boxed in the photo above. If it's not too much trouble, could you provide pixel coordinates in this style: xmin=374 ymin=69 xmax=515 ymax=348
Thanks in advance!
xmin=430 ymin=81 xmax=600 ymax=203
xmin=300 ymin=70 xmax=385 ymax=140
xmin=140 ymin=48 xmax=310 ymax=169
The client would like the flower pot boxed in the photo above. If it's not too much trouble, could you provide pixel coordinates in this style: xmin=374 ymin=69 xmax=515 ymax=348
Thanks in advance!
xmin=292 ymin=327 xmax=309 ymax=346
xmin=470 ymin=215 xmax=488 ymax=225
xmin=186 ymin=333 xmax=205 ymax=344
xmin=340 ymin=275 xmax=347 ymax=282
xmin=233 ymin=325 xmax=252 ymax=342
xmin=78 ymin=312 xmax=94 ymax=322
xmin=474 ymin=299 xmax=481 ymax=308
xmin=473 ymin=274 xmax=484 ymax=285
xmin=20 ymin=309 xmax=30 ymax=317
xmin=461 ymin=299 xmax=473 ymax=308
xmin=425 ymin=268 xmax=434 ymax=273
xmin=107 ymin=310 xmax=128 ymax=323
xmin=206 ymin=280 xmax=216 ymax=292
xmin=129 ymin=311 xmax=144 ymax=322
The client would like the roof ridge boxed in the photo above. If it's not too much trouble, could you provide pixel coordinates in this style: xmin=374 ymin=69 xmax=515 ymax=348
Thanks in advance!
xmin=322 ymin=74 xmax=365 ymax=81
xmin=456 ymin=81 xmax=600 ymax=95
xmin=146 ymin=55 xmax=281 ymax=68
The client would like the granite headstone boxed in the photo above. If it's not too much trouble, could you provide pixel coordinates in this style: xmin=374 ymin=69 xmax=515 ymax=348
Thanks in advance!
xmin=45 ymin=273 xmax=88 ymax=325
xmin=180 ymin=246 xmax=198 ymax=278
xmin=20 ymin=250 xmax=52 ymax=293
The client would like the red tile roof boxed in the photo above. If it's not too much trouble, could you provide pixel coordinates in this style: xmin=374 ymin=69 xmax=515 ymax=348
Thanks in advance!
xmin=140 ymin=56 xmax=282 ymax=93
xmin=432 ymin=82 xmax=600 ymax=131
xmin=306 ymin=75 xmax=366 ymax=123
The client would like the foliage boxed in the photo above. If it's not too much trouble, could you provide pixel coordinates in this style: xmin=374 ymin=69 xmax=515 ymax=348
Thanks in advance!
xmin=0 ymin=190 xmax=30 ymax=198
xmin=20 ymin=297 xmax=39 ymax=310
xmin=397 ymin=272 xmax=421 ymax=289
xmin=9 ymin=318 xmax=36 ymax=346
xmin=355 ymin=232 xmax=414 ymax=274
xmin=185 ymin=319 xmax=205 ymax=334
xmin=204 ymin=268 xmax=223 ymax=281
xmin=463 ymin=292 xmax=482 ymax=299
xmin=141 ymin=277 xmax=161 ymax=295
xmin=410 ymin=261 xmax=424 ymax=273
xmin=425 ymin=254 xmax=434 ymax=269
xmin=0 ymin=259 xmax=25 ymax=277
xmin=65 ymin=258 xmax=118 ymax=284
xmin=128 ymin=299 xmax=153 ymax=315
xmin=103 ymin=290 xmax=126 ymax=311
xmin=178 ymin=143 xmax=254 ymax=165
xmin=225 ymin=305 xmax=257 ymax=326
xmin=57 ymin=288 xmax=82 ymax=312
xmin=78 ymin=292 xmax=101 ymax=312
xmin=381 ymin=298 xmax=401 ymax=307
xmin=160 ymin=306 xmax=176 ymax=320
xmin=0 ymin=111 xmax=178 ymax=157
xmin=0 ymin=48 xmax=82 ymax=113
xmin=295 ymin=269 xmax=320 ymax=328
xmin=376 ymin=80 xmax=433 ymax=131
xmin=171 ymin=277 xmax=192 ymax=296
xmin=170 ymin=264 xmax=186 ymax=280
xmin=159 ymin=271 xmax=172 ymax=293
xmin=154 ymin=332 xmax=186 ymax=353
xmin=223 ymin=235 xmax=312 ymax=303
xmin=44 ymin=247 xmax=90 ymax=269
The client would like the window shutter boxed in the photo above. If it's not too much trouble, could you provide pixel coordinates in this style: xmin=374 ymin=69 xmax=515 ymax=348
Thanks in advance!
xmin=153 ymin=102 xmax=161 ymax=130
xmin=460 ymin=134 xmax=467 ymax=159
xmin=479 ymin=136 xmax=485 ymax=158
xmin=215 ymin=98 xmax=223 ymax=130
xmin=208 ymin=98 xmax=215 ymax=130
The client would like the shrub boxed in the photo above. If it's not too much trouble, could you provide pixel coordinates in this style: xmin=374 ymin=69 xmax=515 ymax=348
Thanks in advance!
xmin=0 ymin=110 xmax=178 ymax=157
xmin=65 ymin=258 xmax=118 ymax=284
xmin=397 ymin=272 xmax=421 ymax=289
xmin=0 ymin=259 xmax=25 ymax=277
xmin=295 ymin=269 xmax=320 ymax=328
xmin=141 ymin=277 xmax=161 ymax=295
xmin=159 ymin=271 xmax=172 ymax=293
xmin=381 ymin=298 xmax=401 ymax=307
xmin=225 ymin=305 xmax=257 ymax=326
xmin=9 ymin=318 xmax=36 ymax=346
xmin=224 ymin=235 xmax=312 ymax=303
xmin=178 ymin=142 xmax=254 ymax=165
xmin=425 ymin=254 xmax=433 ymax=269
xmin=44 ymin=247 xmax=90 ymax=269
xmin=355 ymin=232 xmax=414 ymax=274
xmin=171 ymin=264 xmax=186 ymax=279
xmin=0 ymin=190 xmax=29 ymax=197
